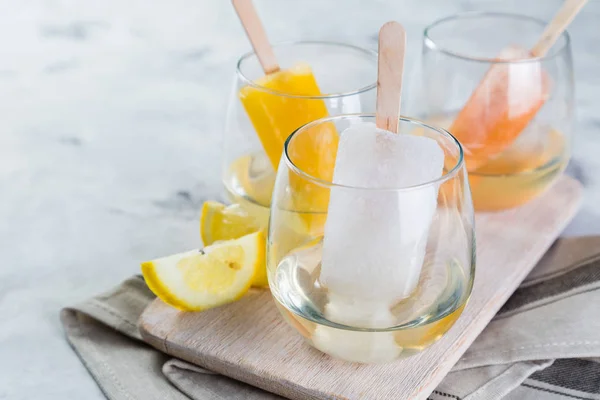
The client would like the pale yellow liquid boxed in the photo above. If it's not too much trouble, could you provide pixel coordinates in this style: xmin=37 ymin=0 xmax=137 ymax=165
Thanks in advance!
xmin=275 ymin=301 xmax=466 ymax=358
xmin=223 ymin=152 xmax=275 ymax=228
xmin=270 ymin=243 xmax=471 ymax=361
xmin=429 ymin=117 xmax=569 ymax=211
xmin=469 ymin=128 xmax=568 ymax=211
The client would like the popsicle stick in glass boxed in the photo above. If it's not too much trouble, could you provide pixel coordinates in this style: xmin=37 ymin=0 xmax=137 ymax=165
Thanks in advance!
xmin=314 ymin=23 xmax=449 ymax=361
xmin=232 ymin=0 xmax=337 ymax=234
xmin=450 ymin=0 xmax=587 ymax=171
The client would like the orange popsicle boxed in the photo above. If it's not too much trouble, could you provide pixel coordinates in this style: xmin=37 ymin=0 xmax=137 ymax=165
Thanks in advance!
xmin=233 ymin=0 xmax=337 ymax=235
xmin=240 ymin=65 xmax=338 ymax=234
xmin=450 ymin=46 xmax=550 ymax=170
xmin=450 ymin=0 xmax=586 ymax=171
xmin=239 ymin=63 xmax=336 ymax=174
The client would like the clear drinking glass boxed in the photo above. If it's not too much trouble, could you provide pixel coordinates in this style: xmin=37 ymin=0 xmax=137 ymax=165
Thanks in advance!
xmin=222 ymin=41 xmax=377 ymax=227
xmin=405 ymin=12 xmax=573 ymax=211
xmin=268 ymin=114 xmax=475 ymax=363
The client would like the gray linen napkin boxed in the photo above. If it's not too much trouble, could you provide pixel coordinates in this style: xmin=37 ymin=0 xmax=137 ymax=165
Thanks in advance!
xmin=61 ymin=237 xmax=600 ymax=400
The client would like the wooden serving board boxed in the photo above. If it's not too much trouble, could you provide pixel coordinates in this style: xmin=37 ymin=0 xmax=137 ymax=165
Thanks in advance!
xmin=139 ymin=175 xmax=582 ymax=400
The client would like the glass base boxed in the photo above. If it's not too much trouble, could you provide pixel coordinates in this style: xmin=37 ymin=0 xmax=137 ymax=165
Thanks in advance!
xmin=270 ymin=241 xmax=471 ymax=363
xmin=469 ymin=127 xmax=568 ymax=211
xmin=470 ymin=157 xmax=568 ymax=211
xmin=425 ymin=114 xmax=569 ymax=211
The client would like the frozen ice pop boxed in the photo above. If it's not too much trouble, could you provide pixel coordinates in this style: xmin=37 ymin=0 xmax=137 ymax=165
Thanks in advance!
xmin=239 ymin=64 xmax=334 ymax=172
xmin=450 ymin=0 xmax=587 ymax=170
xmin=320 ymin=122 xmax=444 ymax=316
xmin=450 ymin=46 xmax=550 ymax=170
xmin=314 ymin=122 xmax=444 ymax=361
xmin=312 ymin=22 xmax=443 ymax=363
xmin=232 ymin=0 xmax=337 ymax=232
xmin=239 ymin=65 xmax=338 ymax=231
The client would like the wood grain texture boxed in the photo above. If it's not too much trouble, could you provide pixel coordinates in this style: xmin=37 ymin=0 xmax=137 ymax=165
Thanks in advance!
xmin=139 ymin=175 xmax=582 ymax=400
xmin=231 ymin=0 xmax=279 ymax=74
xmin=531 ymin=0 xmax=588 ymax=57
xmin=375 ymin=22 xmax=406 ymax=133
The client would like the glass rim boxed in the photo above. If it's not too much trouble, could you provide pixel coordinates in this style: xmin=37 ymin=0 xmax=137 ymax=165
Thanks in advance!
xmin=235 ymin=40 xmax=378 ymax=99
xmin=424 ymin=11 xmax=572 ymax=64
xmin=283 ymin=113 xmax=465 ymax=191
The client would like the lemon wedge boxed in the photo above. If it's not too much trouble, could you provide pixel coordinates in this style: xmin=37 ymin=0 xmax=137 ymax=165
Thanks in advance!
xmin=200 ymin=201 xmax=263 ymax=246
xmin=199 ymin=201 xmax=269 ymax=287
xmin=141 ymin=231 xmax=265 ymax=311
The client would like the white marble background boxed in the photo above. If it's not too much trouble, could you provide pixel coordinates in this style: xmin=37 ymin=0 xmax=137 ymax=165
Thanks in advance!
xmin=0 ymin=0 xmax=598 ymax=398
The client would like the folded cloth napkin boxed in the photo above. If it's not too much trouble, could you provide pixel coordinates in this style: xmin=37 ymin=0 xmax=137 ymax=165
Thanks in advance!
xmin=61 ymin=237 xmax=600 ymax=400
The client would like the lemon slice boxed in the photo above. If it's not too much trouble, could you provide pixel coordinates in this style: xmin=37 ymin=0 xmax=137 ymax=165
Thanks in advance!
xmin=200 ymin=201 xmax=263 ymax=246
xmin=200 ymin=201 xmax=269 ymax=287
xmin=141 ymin=231 xmax=265 ymax=311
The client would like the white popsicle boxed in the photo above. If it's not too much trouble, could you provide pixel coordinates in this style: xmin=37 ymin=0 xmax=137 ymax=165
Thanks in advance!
xmin=312 ymin=21 xmax=445 ymax=363
xmin=312 ymin=122 xmax=444 ymax=363
xmin=320 ymin=122 xmax=444 ymax=322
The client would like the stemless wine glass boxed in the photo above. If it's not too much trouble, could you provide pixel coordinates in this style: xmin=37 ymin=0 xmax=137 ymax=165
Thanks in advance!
xmin=405 ymin=12 xmax=573 ymax=211
xmin=268 ymin=114 xmax=475 ymax=363
xmin=222 ymin=41 xmax=377 ymax=227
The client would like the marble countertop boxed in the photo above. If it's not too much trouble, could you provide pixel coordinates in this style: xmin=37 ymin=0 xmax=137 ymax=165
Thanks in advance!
xmin=1 ymin=0 xmax=598 ymax=398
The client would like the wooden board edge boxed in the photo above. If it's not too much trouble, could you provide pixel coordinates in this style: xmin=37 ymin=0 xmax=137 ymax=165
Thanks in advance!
xmin=138 ymin=300 xmax=169 ymax=353
xmin=415 ymin=176 xmax=583 ymax=398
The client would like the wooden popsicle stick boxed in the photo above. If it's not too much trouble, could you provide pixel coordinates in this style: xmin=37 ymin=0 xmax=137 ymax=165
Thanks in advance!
xmin=375 ymin=21 xmax=406 ymax=134
xmin=231 ymin=0 xmax=280 ymax=74
xmin=531 ymin=0 xmax=588 ymax=57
